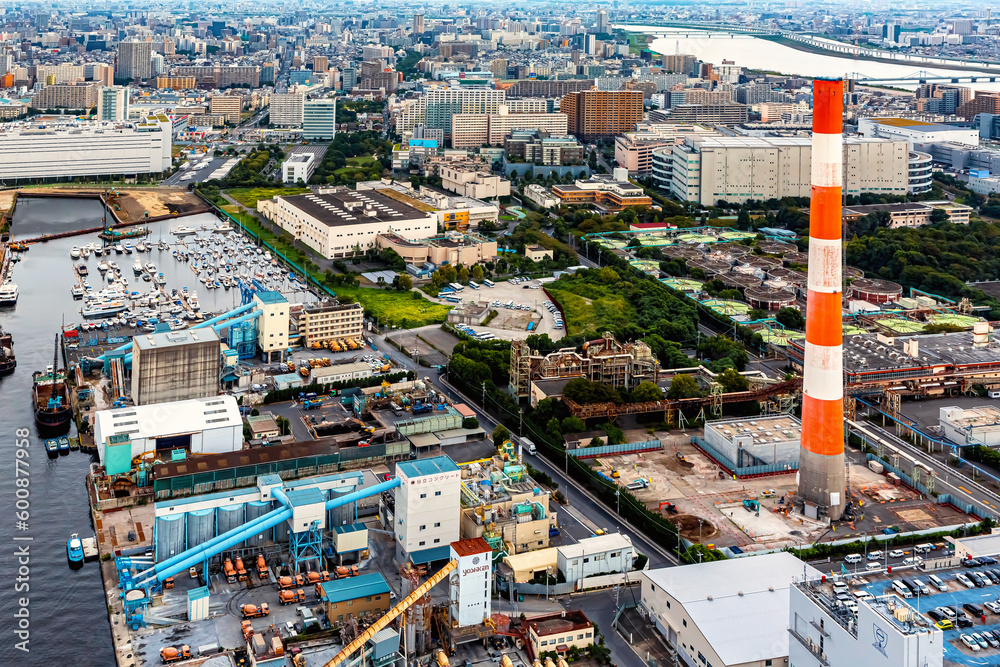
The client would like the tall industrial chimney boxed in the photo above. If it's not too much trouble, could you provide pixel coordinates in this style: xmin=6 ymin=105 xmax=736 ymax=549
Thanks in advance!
xmin=798 ymin=78 xmax=846 ymax=521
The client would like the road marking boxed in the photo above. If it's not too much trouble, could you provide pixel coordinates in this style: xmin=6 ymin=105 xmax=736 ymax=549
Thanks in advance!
xmin=959 ymin=486 xmax=972 ymax=494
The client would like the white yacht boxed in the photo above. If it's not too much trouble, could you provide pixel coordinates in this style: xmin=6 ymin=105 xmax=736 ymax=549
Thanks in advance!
xmin=69 ymin=246 xmax=81 ymax=259
xmin=0 ymin=283 xmax=19 ymax=306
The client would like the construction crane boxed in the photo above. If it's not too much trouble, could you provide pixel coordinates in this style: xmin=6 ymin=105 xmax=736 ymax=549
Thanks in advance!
xmin=323 ymin=560 xmax=458 ymax=667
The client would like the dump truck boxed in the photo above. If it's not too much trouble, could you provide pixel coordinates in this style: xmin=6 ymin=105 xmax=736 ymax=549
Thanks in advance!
xmin=279 ymin=588 xmax=306 ymax=605
xmin=278 ymin=574 xmax=305 ymax=589
xmin=241 ymin=603 xmax=269 ymax=619
xmin=160 ymin=645 xmax=191 ymax=663
xmin=305 ymin=571 xmax=330 ymax=584
xmin=223 ymin=559 xmax=237 ymax=583
xmin=256 ymin=554 xmax=268 ymax=580
xmin=303 ymin=399 xmax=323 ymax=410
xmin=235 ymin=557 xmax=247 ymax=581
xmin=333 ymin=565 xmax=358 ymax=579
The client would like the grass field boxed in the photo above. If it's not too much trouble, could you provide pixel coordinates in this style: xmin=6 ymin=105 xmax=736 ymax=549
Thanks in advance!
xmin=546 ymin=285 xmax=632 ymax=335
xmin=334 ymin=157 xmax=380 ymax=177
xmin=226 ymin=187 xmax=309 ymax=208
xmin=330 ymin=286 xmax=452 ymax=328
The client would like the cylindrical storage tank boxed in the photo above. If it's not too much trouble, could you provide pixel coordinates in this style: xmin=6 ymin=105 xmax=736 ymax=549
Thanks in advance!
xmin=850 ymin=278 xmax=902 ymax=305
xmin=155 ymin=514 xmax=185 ymax=562
xmin=844 ymin=266 xmax=864 ymax=280
xmin=746 ymin=286 xmax=798 ymax=311
xmin=186 ymin=508 xmax=215 ymax=550
xmin=782 ymin=250 xmax=809 ymax=266
xmin=328 ymin=489 xmax=356 ymax=529
xmin=746 ymin=255 xmax=781 ymax=269
xmin=274 ymin=516 xmax=290 ymax=544
xmin=244 ymin=501 xmax=272 ymax=547
xmin=216 ymin=504 xmax=245 ymax=536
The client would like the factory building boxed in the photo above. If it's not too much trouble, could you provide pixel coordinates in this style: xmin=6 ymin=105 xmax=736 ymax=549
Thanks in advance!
xmin=859 ymin=116 xmax=979 ymax=148
xmin=848 ymin=278 xmax=903 ymax=304
xmin=510 ymin=333 xmax=660 ymax=400
xmin=95 ymin=395 xmax=242 ymax=473
xmin=557 ymin=533 xmax=634 ymax=585
xmin=789 ymin=577 xmax=941 ymax=667
xmin=356 ymin=179 xmax=501 ymax=232
xmin=253 ymin=291 xmax=290 ymax=362
xmin=130 ymin=328 xmax=220 ymax=406
xmin=151 ymin=471 xmax=364 ymax=562
xmin=939 ymin=405 xmax=1000 ymax=447
xmin=551 ymin=177 xmax=652 ymax=210
xmin=393 ymin=457 xmax=462 ymax=564
xmin=666 ymin=136 xmax=909 ymax=206
xmin=0 ymin=117 xmax=172 ymax=180
xmin=317 ymin=572 xmax=392 ymax=623
xmin=378 ymin=231 xmax=497 ymax=269
xmin=702 ymin=415 xmax=802 ymax=473
xmin=259 ymin=188 xmax=437 ymax=259
xmin=641 ymin=552 xmax=821 ymax=667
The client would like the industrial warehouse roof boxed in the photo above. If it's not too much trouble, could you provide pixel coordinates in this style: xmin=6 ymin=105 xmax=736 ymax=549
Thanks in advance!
xmin=95 ymin=395 xmax=240 ymax=442
xmin=956 ymin=533 xmax=1000 ymax=558
xmin=642 ymin=552 xmax=821 ymax=666
xmin=133 ymin=326 xmax=220 ymax=350
xmin=397 ymin=455 xmax=459 ymax=478
xmin=558 ymin=533 xmax=632 ymax=560
xmin=285 ymin=487 xmax=326 ymax=507
xmin=408 ymin=545 xmax=452 ymax=564
xmin=279 ymin=188 xmax=429 ymax=227
xmin=318 ymin=572 xmax=390 ymax=604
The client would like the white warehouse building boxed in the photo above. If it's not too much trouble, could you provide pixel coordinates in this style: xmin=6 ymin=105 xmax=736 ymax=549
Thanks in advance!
xmin=557 ymin=533 xmax=634 ymax=585
xmin=703 ymin=415 xmax=801 ymax=471
xmin=94 ymin=395 xmax=243 ymax=466
xmin=0 ymin=116 xmax=172 ymax=180
xmin=939 ymin=405 xmax=1000 ymax=447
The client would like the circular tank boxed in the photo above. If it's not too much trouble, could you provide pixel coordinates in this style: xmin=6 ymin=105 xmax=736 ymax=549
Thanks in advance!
xmin=244 ymin=500 xmax=272 ymax=547
xmin=714 ymin=242 xmax=752 ymax=257
xmin=216 ymin=504 xmax=245 ymax=536
xmin=155 ymin=514 xmax=185 ymax=562
xmin=274 ymin=517 xmax=289 ymax=544
xmin=720 ymin=273 xmax=762 ymax=290
xmin=767 ymin=267 xmax=796 ymax=281
xmin=745 ymin=286 xmax=798 ymax=311
xmin=782 ymin=251 xmax=809 ymax=265
xmin=844 ymin=266 xmax=865 ymax=280
xmin=758 ymin=240 xmax=796 ymax=255
xmin=186 ymin=508 xmax=215 ymax=551
xmin=662 ymin=246 xmax=701 ymax=260
xmin=691 ymin=258 xmax=732 ymax=276
xmin=746 ymin=255 xmax=781 ymax=269
xmin=850 ymin=278 xmax=902 ymax=305
xmin=328 ymin=488 xmax=356 ymax=529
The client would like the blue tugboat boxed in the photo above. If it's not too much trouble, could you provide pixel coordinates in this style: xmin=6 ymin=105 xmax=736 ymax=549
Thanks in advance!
xmin=57 ymin=436 xmax=70 ymax=454
xmin=43 ymin=439 xmax=59 ymax=457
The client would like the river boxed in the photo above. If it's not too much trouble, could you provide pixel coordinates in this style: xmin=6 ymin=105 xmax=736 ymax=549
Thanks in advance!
xmin=0 ymin=197 xmax=315 ymax=666
xmin=618 ymin=25 xmax=1000 ymax=94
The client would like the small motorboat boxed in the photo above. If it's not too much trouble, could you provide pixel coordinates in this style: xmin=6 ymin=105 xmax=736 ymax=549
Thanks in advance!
xmin=44 ymin=439 xmax=59 ymax=457
xmin=57 ymin=436 xmax=70 ymax=454
xmin=67 ymin=533 xmax=84 ymax=566
xmin=69 ymin=246 xmax=81 ymax=259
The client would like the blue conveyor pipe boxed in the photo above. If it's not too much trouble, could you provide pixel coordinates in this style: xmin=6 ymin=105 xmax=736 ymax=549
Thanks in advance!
xmin=135 ymin=477 xmax=402 ymax=585
xmin=96 ymin=302 xmax=257 ymax=361
xmin=119 ymin=309 xmax=261 ymax=365
xmin=142 ymin=507 xmax=293 ymax=584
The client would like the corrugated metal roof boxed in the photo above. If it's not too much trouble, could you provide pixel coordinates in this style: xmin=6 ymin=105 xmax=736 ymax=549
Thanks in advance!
xmin=397 ymin=455 xmax=459 ymax=478
xmin=319 ymin=572 xmax=390 ymax=604
xmin=408 ymin=545 xmax=452 ymax=564
xmin=643 ymin=552 xmax=820 ymax=666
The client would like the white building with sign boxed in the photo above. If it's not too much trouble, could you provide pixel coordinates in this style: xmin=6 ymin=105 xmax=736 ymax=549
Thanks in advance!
xmin=449 ymin=538 xmax=493 ymax=627
xmin=394 ymin=456 xmax=461 ymax=564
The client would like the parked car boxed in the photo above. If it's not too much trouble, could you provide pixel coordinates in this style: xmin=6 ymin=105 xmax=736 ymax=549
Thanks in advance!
xmin=927 ymin=609 xmax=944 ymax=621
xmin=985 ymin=601 xmax=1000 ymax=614
xmin=888 ymin=549 xmax=905 ymax=558
xmin=961 ymin=634 xmax=981 ymax=652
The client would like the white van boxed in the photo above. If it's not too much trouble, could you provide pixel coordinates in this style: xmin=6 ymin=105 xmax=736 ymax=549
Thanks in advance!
xmin=866 ymin=561 xmax=883 ymax=571
xmin=903 ymin=556 xmax=923 ymax=566
xmin=928 ymin=574 xmax=948 ymax=592
xmin=914 ymin=543 xmax=934 ymax=554
xmin=845 ymin=554 xmax=863 ymax=564
xmin=911 ymin=578 xmax=931 ymax=595
xmin=892 ymin=580 xmax=913 ymax=598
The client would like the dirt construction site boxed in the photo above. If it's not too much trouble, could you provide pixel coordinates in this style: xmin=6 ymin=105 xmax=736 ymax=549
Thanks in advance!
xmin=592 ymin=429 xmax=975 ymax=554
xmin=15 ymin=187 xmax=209 ymax=223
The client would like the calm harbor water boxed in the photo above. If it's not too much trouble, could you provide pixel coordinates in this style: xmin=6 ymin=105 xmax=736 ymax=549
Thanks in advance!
xmin=0 ymin=198 xmax=315 ymax=665
xmin=618 ymin=25 xmax=1000 ymax=94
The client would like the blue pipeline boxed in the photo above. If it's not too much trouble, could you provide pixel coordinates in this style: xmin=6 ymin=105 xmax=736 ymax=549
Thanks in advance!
xmin=96 ymin=302 xmax=257 ymax=361
xmin=138 ymin=477 xmax=401 ymax=585
xmin=120 ymin=310 xmax=261 ymax=365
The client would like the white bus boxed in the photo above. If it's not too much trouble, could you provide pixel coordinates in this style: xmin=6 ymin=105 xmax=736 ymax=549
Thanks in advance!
xmin=468 ymin=281 xmax=480 ymax=290
xmin=449 ymin=282 xmax=465 ymax=292
xmin=483 ymin=279 xmax=495 ymax=288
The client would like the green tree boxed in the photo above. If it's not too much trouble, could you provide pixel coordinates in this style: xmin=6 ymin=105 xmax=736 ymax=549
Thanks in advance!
xmin=775 ymin=307 xmax=805 ymax=330
xmin=601 ymin=422 xmax=624 ymax=446
xmin=458 ymin=266 xmax=470 ymax=283
xmin=631 ymin=380 xmax=663 ymax=402
xmin=737 ymin=208 xmax=752 ymax=231
xmin=396 ymin=273 xmax=413 ymax=291
xmin=930 ymin=207 xmax=949 ymax=223
xmin=546 ymin=417 xmax=563 ymax=440
xmin=598 ymin=267 xmax=620 ymax=284
xmin=492 ymin=424 xmax=510 ymax=443
xmin=666 ymin=373 xmax=702 ymax=399
xmin=717 ymin=368 xmax=750 ymax=393
xmin=561 ymin=416 xmax=586 ymax=433
xmin=472 ymin=264 xmax=484 ymax=282
xmin=588 ymin=436 xmax=605 ymax=448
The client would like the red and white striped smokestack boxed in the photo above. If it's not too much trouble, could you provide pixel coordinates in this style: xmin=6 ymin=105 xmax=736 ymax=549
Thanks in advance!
xmin=798 ymin=78 xmax=846 ymax=521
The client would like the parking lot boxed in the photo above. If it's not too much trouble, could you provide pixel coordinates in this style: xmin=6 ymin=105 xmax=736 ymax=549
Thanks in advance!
xmin=854 ymin=561 xmax=1000 ymax=663
xmin=429 ymin=278 xmax=565 ymax=341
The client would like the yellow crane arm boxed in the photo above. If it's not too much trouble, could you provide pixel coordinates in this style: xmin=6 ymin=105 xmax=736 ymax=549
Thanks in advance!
xmin=323 ymin=559 xmax=458 ymax=667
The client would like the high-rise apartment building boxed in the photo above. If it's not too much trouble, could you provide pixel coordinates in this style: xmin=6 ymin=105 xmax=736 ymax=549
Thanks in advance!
xmin=269 ymin=92 xmax=305 ymax=127
xmin=958 ymin=91 xmax=1000 ymax=119
xmin=117 ymin=39 xmax=153 ymax=81
xmin=312 ymin=56 xmax=329 ymax=73
xmin=398 ymin=87 xmax=507 ymax=135
xmin=97 ymin=86 xmax=129 ymax=121
xmin=560 ymin=90 xmax=643 ymax=141
xmin=413 ymin=14 xmax=425 ymax=35
xmin=209 ymin=94 xmax=244 ymax=125
xmin=490 ymin=58 xmax=508 ymax=79
xmin=31 ymin=83 xmax=98 ymax=110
